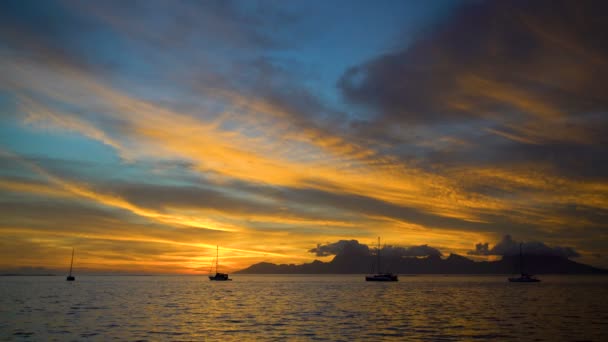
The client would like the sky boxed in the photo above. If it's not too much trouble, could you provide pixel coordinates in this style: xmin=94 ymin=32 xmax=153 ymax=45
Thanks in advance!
xmin=1 ymin=0 xmax=607 ymax=274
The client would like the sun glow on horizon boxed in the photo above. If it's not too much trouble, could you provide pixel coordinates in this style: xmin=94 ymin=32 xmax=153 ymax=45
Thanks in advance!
xmin=1 ymin=0 xmax=607 ymax=273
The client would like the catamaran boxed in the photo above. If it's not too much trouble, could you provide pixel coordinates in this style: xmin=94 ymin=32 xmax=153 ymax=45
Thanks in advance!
xmin=66 ymin=248 xmax=75 ymax=281
xmin=508 ymin=243 xmax=540 ymax=283
xmin=209 ymin=245 xmax=232 ymax=281
xmin=366 ymin=237 xmax=398 ymax=282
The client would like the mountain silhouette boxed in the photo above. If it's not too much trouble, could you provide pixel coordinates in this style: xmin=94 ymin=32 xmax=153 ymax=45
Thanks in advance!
xmin=237 ymin=250 xmax=607 ymax=274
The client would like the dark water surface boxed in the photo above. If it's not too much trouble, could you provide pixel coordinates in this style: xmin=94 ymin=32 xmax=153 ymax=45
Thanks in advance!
xmin=1 ymin=275 xmax=607 ymax=341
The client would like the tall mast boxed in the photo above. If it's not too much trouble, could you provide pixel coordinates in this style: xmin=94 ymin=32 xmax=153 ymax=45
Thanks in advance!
xmin=377 ymin=237 xmax=381 ymax=273
xmin=69 ymin=248 xmax=74 ymax=276
xmin=216 ymin=245 xmax=219 ymax=273
xmin=520 ymin=242 xmax=523 ymax=275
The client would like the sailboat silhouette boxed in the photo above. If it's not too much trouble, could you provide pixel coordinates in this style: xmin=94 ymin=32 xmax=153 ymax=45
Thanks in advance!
xmin=209 ymin=246 xmax=231 ymax=281
xmin=66 ymin=248 xmax=75 ymax=281
xmin=365 ymin=237 xmax=398 ymax=281
xmin=508 ymin=243 xmax=540 ymax=282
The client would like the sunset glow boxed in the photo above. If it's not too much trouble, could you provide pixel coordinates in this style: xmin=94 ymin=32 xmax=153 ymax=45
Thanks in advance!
xmin=1 ymin=0 xmax=607 ymax=274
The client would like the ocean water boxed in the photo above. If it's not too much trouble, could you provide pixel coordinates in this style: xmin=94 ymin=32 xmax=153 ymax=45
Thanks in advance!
xmin=1 ymin=275 xmax=607 ymax=341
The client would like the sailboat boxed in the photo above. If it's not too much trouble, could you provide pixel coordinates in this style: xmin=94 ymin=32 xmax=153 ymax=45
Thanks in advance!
xmin=508 ymin=243 xmax=540 ymax=283
xmin=365 ymin=237 xmax=398 ymax=281
xmin=66 ymin=248 xmax=75 ymax=281
xmin=209 ymin=246 xmax=231 ymax=281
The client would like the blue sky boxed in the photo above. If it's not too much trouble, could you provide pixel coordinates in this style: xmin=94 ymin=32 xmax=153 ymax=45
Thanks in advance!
xmin=1 ymin=0 xmax=607 ymax=273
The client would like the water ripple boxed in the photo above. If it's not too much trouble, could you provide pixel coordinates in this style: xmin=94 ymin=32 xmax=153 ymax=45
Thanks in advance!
xmin=1 ymin=275 xmax=607 ymax=340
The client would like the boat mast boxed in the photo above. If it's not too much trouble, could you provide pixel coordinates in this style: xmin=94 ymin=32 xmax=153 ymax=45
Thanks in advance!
xmin=69 ymin=248 xmax=74 ymax=276
xmin=216 ymin=245 xmax=219 ymax=274
xmin=519 ymin=242 xmax=523 ymax=275
xmin=377 ymin=237 xmax=381 ymax=273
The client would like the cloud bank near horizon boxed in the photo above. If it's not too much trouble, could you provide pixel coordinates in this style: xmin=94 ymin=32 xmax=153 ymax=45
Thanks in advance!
xmin=468 ymin=235 xmax=580 ymax=258
xmin=311 ymin=235 xmax=579 ymax=260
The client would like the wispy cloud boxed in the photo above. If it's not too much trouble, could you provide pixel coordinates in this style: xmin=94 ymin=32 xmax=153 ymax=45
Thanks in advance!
xmin=1 ymin=0 xmax=607 ymax=271
xmin=0 ymin=150 xmax=237 ymax=232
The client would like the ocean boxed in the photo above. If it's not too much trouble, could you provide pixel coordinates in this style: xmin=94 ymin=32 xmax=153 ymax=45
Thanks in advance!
xmin=1 ymin=275 xmax=607 ymax=341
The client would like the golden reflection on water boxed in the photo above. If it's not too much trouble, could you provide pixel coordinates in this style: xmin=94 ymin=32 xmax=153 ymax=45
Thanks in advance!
xmin=1 ymin=275 xmax=607 ymax=340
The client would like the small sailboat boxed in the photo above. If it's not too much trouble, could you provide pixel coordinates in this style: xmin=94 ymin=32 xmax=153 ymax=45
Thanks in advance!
xmin=209 ymin=245 xmax=231 ymax=281
xmin=66 ymin=248 xmax=75 ymax=281
xmin=508 ymin=243 xmax=540 ymax=283
xmin=366 ymin=237 xmax=398 ymax=282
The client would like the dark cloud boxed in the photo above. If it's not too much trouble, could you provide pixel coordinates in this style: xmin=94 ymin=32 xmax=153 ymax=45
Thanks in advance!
xmin=0 ymin=154 xmax=358 ymax=229
xmin=110 ymin=182 xmax=268 ymax=213
xmin=104 ymin=181 xmax=363 ymax=226
xmin=309 ymin=240 xmax=369 ymax=257
xmin=0 ymin=197 xmax=230 ymax=244
xmin=339 ymin=0 xmax=608 ymax=127
xmin=309 ymin=240 xmax=441 ymax=258
xmin=468 ymin=235 xmax=580 ymax=258
xmin=107 ymin=174 xmax=532 ymax=236
xmin=334 ymin=0 xmax=608 ymax=248
xmin=338 ymin=0 xmax=608 ymax=184
xmin=425 ymin=139 xmax=608 ymax=182
xmin=276 ymin=185 xmax=521 ymax=234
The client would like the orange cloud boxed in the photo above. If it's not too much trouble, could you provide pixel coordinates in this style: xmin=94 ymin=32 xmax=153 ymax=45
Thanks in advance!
xmin=2 ymin=42 xmax=607 ymax=272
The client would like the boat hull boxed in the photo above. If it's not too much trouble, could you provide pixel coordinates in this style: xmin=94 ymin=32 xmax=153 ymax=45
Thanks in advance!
xmin=66 ymin=276 xmax=75 ymax=281
xmin=508 ymin=273 xmax=540 ymax=282
xmin=508 ymin=277 xmax=540 ymax=282
xmin=365 ymin=273 xmax=398 ymax=282
xmin=209 ymin=273 xmax=231 ymax=281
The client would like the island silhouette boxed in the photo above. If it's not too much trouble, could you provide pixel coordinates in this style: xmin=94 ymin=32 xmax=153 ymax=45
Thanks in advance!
xmin=237 ymin=239 xmax=607 ymax=275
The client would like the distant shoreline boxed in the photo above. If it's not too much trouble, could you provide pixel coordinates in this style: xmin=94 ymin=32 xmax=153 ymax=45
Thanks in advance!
xmin=5 ymin=273 xmax=608 ymax=277
xmin=0 ymin=274 xmax=56 ymax=276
